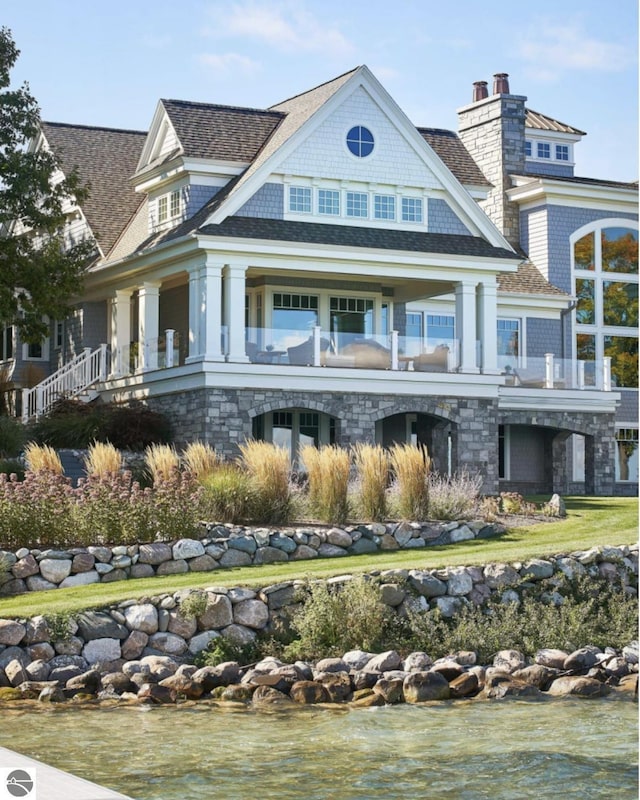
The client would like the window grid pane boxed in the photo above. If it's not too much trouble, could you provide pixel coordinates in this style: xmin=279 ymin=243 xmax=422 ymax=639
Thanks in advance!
xmin=346 ymin=191 xmax=368 ymax=218
xmin=556 ymin=144 xmax=569 ymax=161
xmin=289 ymin=187 xmax=312 ymax=213
xmin=402 ymin=197 xmax=423 ymax=223
xmin=374 ymin=194 xmax=395 ymax=220
xmin=170 ymin=190 xmax=180 ymax=218
xmin=537 ymin=142 xmax=551 ymax=159
xmin=318 ymin=189 xmax=340 ymax=215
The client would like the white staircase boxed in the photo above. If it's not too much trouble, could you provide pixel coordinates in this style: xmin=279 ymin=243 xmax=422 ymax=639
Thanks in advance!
xmin=22 ymin=344 xmax=109 ymax=422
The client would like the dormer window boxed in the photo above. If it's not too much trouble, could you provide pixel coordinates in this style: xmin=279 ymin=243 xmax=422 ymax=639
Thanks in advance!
xmin=556 ymin=144 xmax=569 ymax=161
xmin=525 ymin=140 xmax=532 ymax=157
xmin=158 ymin=189 xmax=182 ymax=224
xmin=537 ymin=142 xmax=551 ymax=159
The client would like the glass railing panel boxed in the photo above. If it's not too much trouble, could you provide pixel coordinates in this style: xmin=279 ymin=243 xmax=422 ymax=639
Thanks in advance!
xmin=397 ymin=337 xmax=457 ymax=373
xmin=328 ymin=331 xmax=392 ymax=370
xmin=245 ymin=327 xmax=313 ymax=364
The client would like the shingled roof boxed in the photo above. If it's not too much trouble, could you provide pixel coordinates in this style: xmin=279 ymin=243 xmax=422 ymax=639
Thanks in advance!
xmin=161 ymin=100 xmax=284 ymax=162
xmin=525 ymin=109 xmax=586 ymax=136
xmin=498 ymin=260 xmax=567 ymax=296
xmin=41 ymin=122 xmax=146 ymax=256
xmin=417 ymin=128 xmax=491 ymax=187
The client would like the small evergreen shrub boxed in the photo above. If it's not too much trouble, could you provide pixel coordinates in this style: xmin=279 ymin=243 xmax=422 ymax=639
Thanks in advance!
xmin=389 ymin=443 xmax=430 ymax=520
xmin=0 ymin=415 xmax=26 ymax=458
xmin=0 ymin=459 xmax=25 ymax=481
xmin=194 ymin=635 xmax=260 ymax=668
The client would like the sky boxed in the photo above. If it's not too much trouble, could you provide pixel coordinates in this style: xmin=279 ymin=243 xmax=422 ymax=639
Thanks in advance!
xmin=2 ymin=0 xmax=638 ymax=181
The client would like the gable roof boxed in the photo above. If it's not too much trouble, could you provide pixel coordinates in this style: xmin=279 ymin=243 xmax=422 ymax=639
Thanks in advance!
xmin=525 ymin=109 xmax=586 ymax=136
xmin=417 ymin=127 xmax=490 ymax=187
xmin=41 ymin=122 xmax=146 ymax=255
xmin=161 ymin=100 xmax=284 ymax=162
xmin=497 ymin=260 xmax=567 ymax=296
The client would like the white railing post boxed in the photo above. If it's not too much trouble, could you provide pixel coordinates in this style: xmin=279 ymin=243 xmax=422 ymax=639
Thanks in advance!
xmin=544 ymin=353 xmax=554 ymax=389
xmin=21 ymin=388 xmax=29 ymax=423
xmin=82 ymin=347 xmax=91 ymax=388
xmin=165 ymin=329 xmax=175 ymax=368
xmin=390 ymin=330 xmax=399 ymax=370
xmin=99 ymin=343 xmax=108 ymax=381
xmin=577 ymin=360 xmax=585 ymax=390
xmin=312 ymin=326 xmax=321 ymax=367
xmin=603 ymin=356 xmax=612 ymax=392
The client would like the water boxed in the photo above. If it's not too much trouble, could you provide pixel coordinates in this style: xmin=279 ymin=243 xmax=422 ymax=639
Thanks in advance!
xmin=1 ymin=699 xmax=637 ymax=799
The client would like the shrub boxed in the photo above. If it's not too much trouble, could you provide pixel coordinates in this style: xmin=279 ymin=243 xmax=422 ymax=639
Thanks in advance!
xmin=389 ymin=444 xmax=430 ymax=520
xmin=300 ymin=444 xmax=351 ymax=524
xmin=239 ymin=440 xmax=291 ymax=524
xmin=353 ymin=443 xmax=389 ymax=522
xmin=284 ymin=575 xmax=392 ymax=661
xmin=145 ymin=444 xmax=180 ymax=485
xmin=84 ymin=441 xmax=123 ymax=477
xmin=499 ymin=491 xmax=537 ymax=516
xmin=24 ymin=442 xmax=63 ymax=475
xmin=183 ymin=441 xmax=220 ymax=481
xmin=178 ymin=590 xmax=209 ymax=620
xmin=0 ymin=459 xmax=25 ymax=481
xmin=200 ymin=464 xmax=255 ymax=523
xmin=27 ymin=398 xmax=100 ymax=448
xmin=427 ymin=470 xmax=482 ymax=520
xmin=194 ymin=635 xmax=261 ymax=668
xmin=0 ymin=415 xmax=26 ymax=458
xmin=43 ymin=612 xmax=74 ymax=643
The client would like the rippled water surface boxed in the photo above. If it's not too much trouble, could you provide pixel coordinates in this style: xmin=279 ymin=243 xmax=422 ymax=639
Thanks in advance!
xmin=1 ymin=699 xmax=637 ymax=799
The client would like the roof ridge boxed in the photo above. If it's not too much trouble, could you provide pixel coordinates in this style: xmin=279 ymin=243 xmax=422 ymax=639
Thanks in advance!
xmin=416 ymin=126 xmax=457 ymax=135
xmin=42 ymin=121 xmax=147 ymax=136
xmin=162 ymin=98 xmax=284 ymax=117
xmin=268 ymin=66 xmax=361 ymax=110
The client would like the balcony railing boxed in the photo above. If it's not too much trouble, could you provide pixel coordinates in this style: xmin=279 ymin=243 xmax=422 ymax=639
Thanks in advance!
xmin=502 ymin=354 xmax=612 ymax=391
xmin=110 ymin=330 xmax=183 ymax=377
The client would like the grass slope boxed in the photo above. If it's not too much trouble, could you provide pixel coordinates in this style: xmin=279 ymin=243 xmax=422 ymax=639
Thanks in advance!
xmin=0 ymin=496 xmax=636 ymax=619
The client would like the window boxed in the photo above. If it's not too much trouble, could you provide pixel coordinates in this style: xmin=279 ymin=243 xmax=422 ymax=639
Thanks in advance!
xmin=23 ymin=337 xmax=49 ymax=361
xmin=537 ymin=142 xmax=551 ymax=159
xmin=374 ymin=194 xmax=395 ymax=221
xmin=158 ymin=195 xmax=168 ymax=223
xmin=170 ymin=189 xmax=181 ymax=218
xmin=574 ymin=223 xmax=638 ymax=388
xmin=497 ymin=319 xmax=520 ymax=368
xmin=404 ymin=312 xmax=423 ymax=355
xmin=426 ymin=314 xmax=455 ymax=347
xmin=289 ymin=186 xmax=312 ymax=213
xmin=254 ymin=409 xmax=335 ymax=466
xmin=402 ymin=197 xmax=423 ymax=223
xmin=330 ymin=296 xmax=374 ymax=346
xmin=524 ymin=140 xmax=532 ymax=157
xmin=346 ymin=126 xmax=374 ymax=158
xmin=157 ymin=189 xmax=181 ymax=224
xmin=1 ymin=326 xmax=13 ymax=360
xmin=556 ymin=144 xmax=569 ymax=161
xmin=616 ymin=428 xmax=639 ymax=482
xmin=318 ymin=189 xmax=339 ymax=216
xmin=54 ymin=321 xmax=64 ymax=350
xmin=346 ymin=191 xmax=368 ymax=218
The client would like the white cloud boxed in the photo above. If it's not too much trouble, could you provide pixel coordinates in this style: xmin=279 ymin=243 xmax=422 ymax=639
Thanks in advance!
xmin=203 ymin=1 xmax=354 ymax=57
xmin=198 ymin=52 xmax=260 ymax=75
xmin=518 ymin=20 xmax=636 ymax=77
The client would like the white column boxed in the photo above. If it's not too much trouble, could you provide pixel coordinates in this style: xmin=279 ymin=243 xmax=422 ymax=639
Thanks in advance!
xmin=110 ymin=290 xmax=132 ymax=377
xmin=138 ymin=282 xmax=160 ymax=371
xmin=544 ymin=353 xmax=554 ymax=388
xmin=202 ymin=260 xmax=224 ymax=361
xmin=223 ymin=264 xmax=248 ymax=362
xmin=477 ymin=280 xmax=499 ymax=374
xmin=455 ymin=280 xmax=479 ymax=373
xmin=187 ymin=265 xmax=202 ymax=361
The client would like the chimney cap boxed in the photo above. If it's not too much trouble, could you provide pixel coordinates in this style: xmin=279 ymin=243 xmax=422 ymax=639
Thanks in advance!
xmin=493 ymin=73 xmax=510 ymax=94
xmin=472 ymin=80 xmax=489 ymax=102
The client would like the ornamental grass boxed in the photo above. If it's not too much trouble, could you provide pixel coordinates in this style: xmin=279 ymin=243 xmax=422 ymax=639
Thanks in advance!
xmin=23 ymin=442 xmax=63 ymax=475
xmin=238 ymin=440 xmax=291 ymax=524
xmin=183 ymin=441 xmax=220 ymax=481
xmin=301 ymin=444 xmax=351 ymax=524
xmin=84 ymin=441 xmax=123 ymax=477
xmin=427 ymin=469 xmax=483 ymax=520
xmin=145 ymin=444 xmax=180 ymax=484
xmin=353 ymin=443 xmax=389 ymax=522
xmin=389 ymin=443 xmax=430 ymax=521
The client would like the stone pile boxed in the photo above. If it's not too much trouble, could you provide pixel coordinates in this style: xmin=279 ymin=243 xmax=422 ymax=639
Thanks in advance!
xmin=0 ymin=519 xmax=505 ymax=596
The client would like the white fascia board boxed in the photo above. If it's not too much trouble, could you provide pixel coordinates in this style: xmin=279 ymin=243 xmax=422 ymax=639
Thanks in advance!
xmin=525 ymin=128 xmax=582 ymax=145
xmin=465 ymin=185 xmax=491 ymax=200
xmin=499 ymin=387 xmax=620 ymax=414
xmin=497 ymin=294 xmax=568 ymax=316
xmin=181 ymin=158 xmax=247 ymax=176
xmin=508 ymin=176 xmax=638 ymax=213
xmin=196 ymin=233 xmax=521 ymax=273
xmin=204 ymin=66 xmax=514 ymax=252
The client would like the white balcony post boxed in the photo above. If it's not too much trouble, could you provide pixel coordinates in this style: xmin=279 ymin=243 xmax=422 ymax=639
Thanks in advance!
xmin=83 ymin=347 xmax=91 ymax=387
xmin=202 ymin=261 xmax=224 ymax=361
xmin=477 ymin=280 xmax=499 ymax=373
xmin=110 ymin=290 xmax=132 ymax=377
xmin=544 ymin=353 xmax=554 ymax=388
xmin=165 ymin=329 xmax=175 ymax=368
xmin=99 ymin=343 xmax=108 ymax=381
xmin=390 ymin=330 xmax=399 ymax=370
xmin=577 ymin=360 xmax=586 ymax=390
xmin=603 ymin=356 xmax=612 ymax=391
xmin=455 ymin=280 xmax=479 ymax=373
xmin=313 ymin=325 xmax=321 ymax=367
xmin=187 ymin=265 xmax=202 ymax=361
xmin=138 ymin=282 xmax=160 ymax=371
xmin=223 ymin=264 xmax=248 ymax=362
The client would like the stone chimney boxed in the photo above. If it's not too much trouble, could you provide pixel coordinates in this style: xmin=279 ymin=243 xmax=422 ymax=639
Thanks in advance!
xmin=457 ymin=73 xmax=527 ymax=248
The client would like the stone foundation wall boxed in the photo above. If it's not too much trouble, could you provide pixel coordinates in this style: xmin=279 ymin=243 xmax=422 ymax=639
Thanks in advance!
xmin=0 ymin=520 xmax=504 ymax=597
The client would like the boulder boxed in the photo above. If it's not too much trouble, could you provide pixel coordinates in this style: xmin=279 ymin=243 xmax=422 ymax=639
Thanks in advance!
xmin=137 ymin=682 xmax=177 ymax=704
xmin=482 ymin=671 xmax=541 ymax=699
xmin=138 ymin=542 xmax=172 ymax=565
xmin=445 ymin=567 xmax=474 ymax=596
xmin=483 ymin=563 xmax=519 ymax=588
xmin=513 ymin=664 xmax=559 ymax=690
xmin=147 ymin=632 xmax=188 ymax=656
xmin=493 ymin=650 xmax=526 ymax=673
xmin=449 ymin=672 xmax=479 ymax=698
xmin=219 ymin=550 xmax=252 ymax=568
xmin=39 ymin=558 xmax=72 ymax=584
xmin=188 ymin=631 xmax=220 ymax=655
xmin=290 ymin=680 xmax=331 ymax=704
xmin=254 ymin=546 xmax=289 ymax=564
xmin=159 ymin=673 xmax=204 ymax=700
xmin=403 ymin=671 xmax=450 ymax=703
xmin=11 ymin=555 xmax=39 ymax=580
xmin=342 ymin=651 xmax=376 ymax=670
xmin=547 ymin=676 xmax=610 ymax=698
xmin=372 ymin=678 xmax=404 ymax=704
xmin=156 ymin=559 xmax=189 ymax=576
xmin=198 ymin=594 xmax=233 ymax=630
xmin=315 ymin=671 xmax=352 ymax=702
xmin=535 ymin=648 xmax=569 ymax=669
xmin=0 ymin=619 xmax=26 ymax=646
xmin=380 ymin=583 xmax=406 ymax=606
xmin=124 ymin=604 xmax=159 ymax=635
xmin=409 ymin=571 xmax=446 ymax=598
xmin=233 ymin=599 xmax=269 ymax=630
xmin=430 ymin=659 xmax=465 ymax=682
xmin=403 ymin=652 xmax=433 ymax=672
xmin=71 ymin=553 xmax=95 ymax=573
xmin=315 ymin=658 xmax=350 ymax=674
xmin=364 ymin=651 xmax=403 ymax=673
xmin=167 ymin=611 xmax=197 ymax=640
xmin=83 ymin=638 xmax=122 ymax=665
xmin=77 ymin=611 xmax=128 ymax=641
xmin=563 ymin=647 xmax=601 ymax=671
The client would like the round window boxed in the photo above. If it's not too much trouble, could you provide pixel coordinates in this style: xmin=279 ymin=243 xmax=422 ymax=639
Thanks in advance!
xmin=346 ymin=126 xmax=374 ymax=158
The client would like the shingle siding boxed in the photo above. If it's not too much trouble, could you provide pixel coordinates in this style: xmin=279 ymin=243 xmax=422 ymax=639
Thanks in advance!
xmin=526 ymin=317 xmax=562 ymax=358
xmin=428 ymin=199 xmax=471 ymax=235
xmin=236 ymin=183 xmax=284 ymax=220
xmin=617 ymin=390 xmax=639 ymax=424
xmin=185 ymin=184 xmax=220 ymax=218
xmin=525 ymin=161 xmax=574 ymax=178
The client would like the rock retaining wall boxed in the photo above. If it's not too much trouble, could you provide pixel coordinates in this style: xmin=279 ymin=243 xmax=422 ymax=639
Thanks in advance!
xmin=0 ymin=544 xmax=636 ymax=703
xmin=0 ymin=520 xmax=505 ymax=596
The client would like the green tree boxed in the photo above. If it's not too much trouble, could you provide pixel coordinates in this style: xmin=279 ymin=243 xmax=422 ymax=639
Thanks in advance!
xmin=0 ymin=27 xmax=94 ymax=342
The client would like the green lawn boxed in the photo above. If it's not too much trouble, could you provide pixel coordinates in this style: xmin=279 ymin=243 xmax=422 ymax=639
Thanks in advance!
xmin=0 ymin=496 xmax=636 ymax=619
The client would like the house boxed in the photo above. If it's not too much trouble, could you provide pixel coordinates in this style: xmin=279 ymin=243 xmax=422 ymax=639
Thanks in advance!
xmin=3 ymin=67 xmax=637 ymax=496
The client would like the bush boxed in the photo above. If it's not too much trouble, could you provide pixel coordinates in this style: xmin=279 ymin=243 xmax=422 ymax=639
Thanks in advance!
xmin=200 ymin=464 xmax=256 ymax=523
xmin=353 ymin=443 xmax=389 ymax=522
xmin=301 ymin=444 xmax=351 ymax=524
xmin=284 ymin=575 xmax=392 ymax=661
xmin=239 ymin=440 xmax=291 ymax=524
xmin=427 ymin=470 xmax=482 ymax=520
xmin=0 ymin=459 xmax=25 ymax=481
xmin=389 ymin=444 xmax=430 ymax=520
xmin=0 ymin=415 xmax=26 ymax=458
